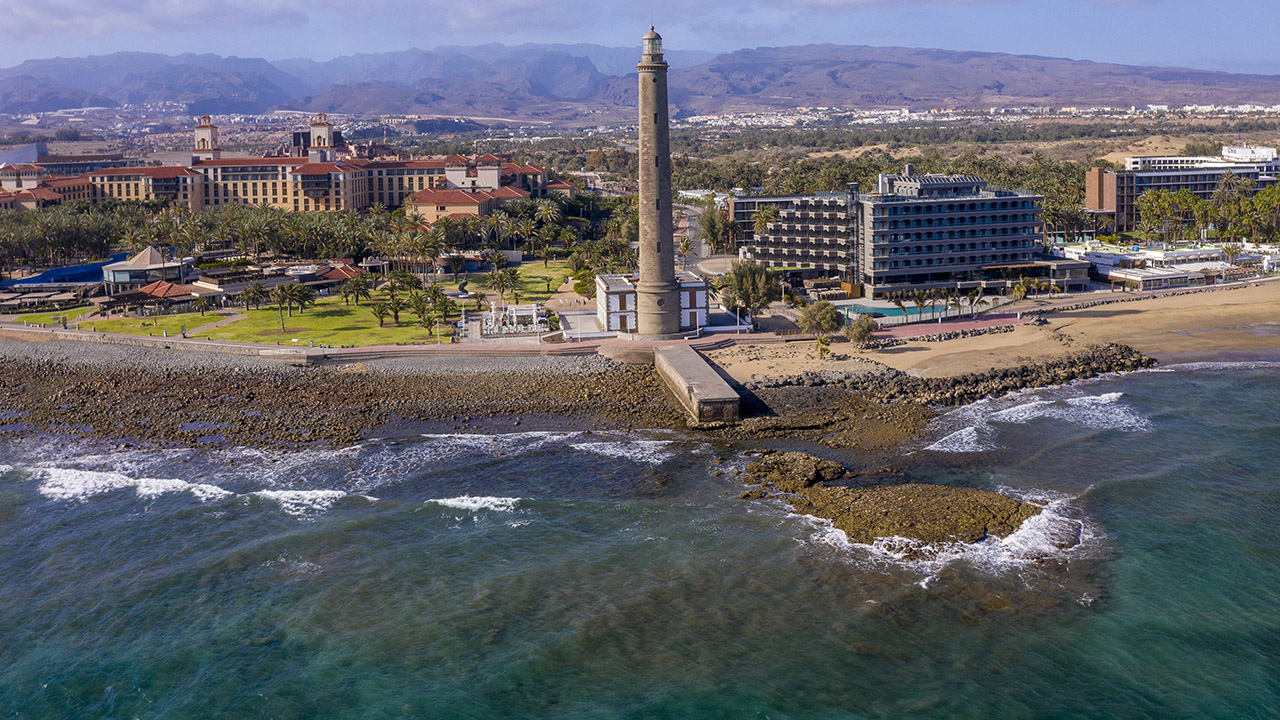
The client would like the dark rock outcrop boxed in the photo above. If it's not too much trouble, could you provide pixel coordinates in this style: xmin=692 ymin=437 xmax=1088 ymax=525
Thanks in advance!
xmin=741 ymin=450 xmax=1042 ymax=546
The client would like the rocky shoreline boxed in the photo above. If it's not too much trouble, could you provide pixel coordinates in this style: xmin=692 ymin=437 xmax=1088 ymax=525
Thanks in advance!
xmin=0 ymin=338 xmax=683 ymax=448
xmin=715 ymin=343 xmax=1156 ymax=456
xmin=738 ymin=451 xmax=1047 ymax=553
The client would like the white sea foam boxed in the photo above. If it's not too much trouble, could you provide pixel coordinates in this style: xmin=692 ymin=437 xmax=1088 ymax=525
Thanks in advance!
xmin=924 ymin=389 xmax=1152 ymax=453
xmin=36 ymin=468 xmax=233 ymax=503
xmin=1155 ymin=361 xmax=1280 ymax=372
xmin=251 ymin=490 xmax=355 ymax=519
xmin=988 ymin=391 xmax=1151 ymax=431
xmin=924 ymin=426 xmax=992 ymax=453
xmin=570 ymin=439 xmax=676 ymax=465
xmin=426 ymin=496 xmax=521 ymax=512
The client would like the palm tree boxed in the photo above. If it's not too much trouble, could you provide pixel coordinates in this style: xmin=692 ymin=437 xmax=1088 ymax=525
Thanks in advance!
xmin=892 ymin=297 xmax=908 ymax=319
xmin=1221 ymin=241 xmax=1246 ymax=265
xmin=910 ymin=290 xmax=928 ymax=323
xmin=289 ymin=283 xmax=317 ymax=314
xmin=927 ymin=289 xmax=943 ymax=320
xmin=386 ymin=293 xmax=406 ymax=325
xmin=192 ymin=296 xmax=209 ymax=317
xmin=408 ymin=289 xmax=431 ymax=323
xmin=241 ymin=281 xmax=268 ymax=311
xmin=965 ymin=287 xmax=984 ymax=318
xmin=471 ymin=288 xmax=487 ymax=311
xmin=486 ymin=269 xmax=510 ymax=305
xmin=753 ymin=205 xmax=779 ymax=238
xmin=340 ymin=277 xmax=371 ymax=306
xmin=269 ymin=285 xmax=290 ymax=331
xmin=446 ymin=254 xmax=468 ymax=282
xmin=369 ymin=300 xmax=389 ymax=328
xmin=678 ymin=236 xmax=694 ymax=269
xmin=533 ymin=198 xmax=562 ymax=228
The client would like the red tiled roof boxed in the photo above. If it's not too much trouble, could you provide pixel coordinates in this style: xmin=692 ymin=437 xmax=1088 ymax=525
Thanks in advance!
xmin=444 ymin=154 xmax=471 ymax=167
xmin=138 ymin=280 xmax=195 ymax=299
xmin=322 ymin=264 xmax=364 ymax=281
xmin=89 ymin=166 xmax=199 ymax=178
xmin=546 ymin=179 xmax=575 ymax=188
xmin=502 ymin=163 xmax=545 ymax=174
xmin=16 ymin=188 xmax=62 ymax=201
xmin=290 ymin=162 xmax=356 ymax=176
xmin=43 ymin=176 xmax=93 ymax=188
xmin=411 ymin=188 xmax=496 ymax=205
xmin=489 ymin=186 xmax=530 ymax=199
xmin=363 ymin=159 xmax=447 ymax=170
xmin=193 ymin=157 xmax=307 ymax=167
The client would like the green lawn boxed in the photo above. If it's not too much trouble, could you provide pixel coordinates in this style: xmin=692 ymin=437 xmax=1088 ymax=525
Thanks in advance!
xmin=19 ymin=306 xmax=96 ymax=326
xmin=438 ymin=259 xmax=574 ymax=306
xmin=205 ymin=297 xmax=456 ymax=346
xmin=87 ymin=312 xmax=210 ymax=337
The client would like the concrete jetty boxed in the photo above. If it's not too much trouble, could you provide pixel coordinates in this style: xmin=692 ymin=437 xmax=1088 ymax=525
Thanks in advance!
xmin=653 ymin=345 xmax=740 ymax=426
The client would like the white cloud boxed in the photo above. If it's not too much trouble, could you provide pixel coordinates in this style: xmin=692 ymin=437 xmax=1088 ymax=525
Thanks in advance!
xmin=0 ymin=0 xmax=306 ymax=36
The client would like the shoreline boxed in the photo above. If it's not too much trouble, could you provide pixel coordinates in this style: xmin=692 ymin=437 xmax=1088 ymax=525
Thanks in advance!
xmin=1 ymin=278 xmax=1276 ymax=454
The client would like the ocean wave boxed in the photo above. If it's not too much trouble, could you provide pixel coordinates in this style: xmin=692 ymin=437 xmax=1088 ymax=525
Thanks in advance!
xmin=251 ymin=490 xmax=365 ymax=520
xmin=924 ymin=426 xmax=993 ymax=453
xmin=1153 ymin=361 xmax=1280 ymax=372
xmin=426 ymin=496 xmax=521 ymax=512
xmin=570 ymin=439 xmax=676 ymax=465
xmin=36 ymin=468 xmax=233 ymax=503
xmin=923 ymin=389 xmax=1152 ymax=453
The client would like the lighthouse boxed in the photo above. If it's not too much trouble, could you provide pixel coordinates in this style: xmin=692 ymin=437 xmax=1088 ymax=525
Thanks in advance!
xmin=634 ymin=26 xmax=681 ymax=337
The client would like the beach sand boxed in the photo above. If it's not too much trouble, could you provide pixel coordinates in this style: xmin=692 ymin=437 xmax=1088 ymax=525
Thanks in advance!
xmin=707 ymin=281 xmax=1280 ymax=382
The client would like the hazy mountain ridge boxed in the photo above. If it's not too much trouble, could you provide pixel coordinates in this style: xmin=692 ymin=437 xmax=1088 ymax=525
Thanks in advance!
xmin=4 ymin=43 xmax=1280 ymax=123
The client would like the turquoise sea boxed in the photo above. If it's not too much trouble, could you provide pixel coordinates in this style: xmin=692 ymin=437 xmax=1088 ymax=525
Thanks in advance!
xmin=2 ymin=365 xmax=1278 ymax=718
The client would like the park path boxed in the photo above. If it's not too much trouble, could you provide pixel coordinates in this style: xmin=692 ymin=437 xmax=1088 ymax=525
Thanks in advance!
xmin=187 ymin=311 xmax=246 ymax=336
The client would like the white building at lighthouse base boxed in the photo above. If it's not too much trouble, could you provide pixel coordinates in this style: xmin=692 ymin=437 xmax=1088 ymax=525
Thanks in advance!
xmin=595 ymin=271 xmax=708 ymax=333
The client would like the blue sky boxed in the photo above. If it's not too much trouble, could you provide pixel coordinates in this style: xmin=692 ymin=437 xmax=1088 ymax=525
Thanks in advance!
xmin=1 ymin=0 xmax=1278 ymax=74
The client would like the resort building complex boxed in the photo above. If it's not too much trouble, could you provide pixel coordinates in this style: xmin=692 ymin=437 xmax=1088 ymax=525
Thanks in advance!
xmin=0 ymin=115 xmax=554 ymax=216
xmin=1085 ymin=145 xmax=1280 ymax=231
xmin=744 ymin=171 xmax=1058 ymax=299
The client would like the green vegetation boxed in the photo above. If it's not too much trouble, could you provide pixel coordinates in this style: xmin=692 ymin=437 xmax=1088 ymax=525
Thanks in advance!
xmin=843 ymin=314 xmax=880 ymax=347
xmin=1134 ymin=173 xmax=1280 ymax=248
xmin=88 ymin=313 xmax=204 ymax=337
xmin=797 ymin=300 xmax=845 ymax=358
xmin=203 ymin=296 xmax=455 ymax=346
xmin=718 ymin=260 xmax=782 ymax=328
xmin=18 ymin=306 xmax=94 ymax=325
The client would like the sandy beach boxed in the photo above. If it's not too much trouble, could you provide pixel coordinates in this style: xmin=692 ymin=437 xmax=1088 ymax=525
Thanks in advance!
xmin=707 ymin=281 xmax=1280 ymax=383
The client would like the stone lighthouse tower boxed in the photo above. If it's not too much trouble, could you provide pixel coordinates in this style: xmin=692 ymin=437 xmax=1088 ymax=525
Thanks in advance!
xmin=634 ymin=26 xmax=681 ymax=337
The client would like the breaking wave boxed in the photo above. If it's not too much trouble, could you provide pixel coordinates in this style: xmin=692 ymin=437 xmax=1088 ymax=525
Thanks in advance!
xmin=570 ymin=439 xmax=676 ymax=465
xmin=924 ymin=389 xmax=1152 ymax=453
xmin=251 ymin=490 xmax=364 ymax=520
xmin=36 ymin=467 xmax=233 ymax=504
xmin=426 ymin=496 xmax=521 ymax=512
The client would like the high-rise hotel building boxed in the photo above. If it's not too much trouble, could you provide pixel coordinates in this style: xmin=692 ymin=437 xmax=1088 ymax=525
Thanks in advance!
xmin=747 ymin=170 xmax=1044 ymax=299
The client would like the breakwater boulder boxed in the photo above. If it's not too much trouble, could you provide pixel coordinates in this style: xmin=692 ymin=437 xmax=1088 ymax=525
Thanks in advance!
xmin=846 ymin=343 xmax=1156 ymax=407
xmin=741 ymin=450 xmax=1041 ymax=546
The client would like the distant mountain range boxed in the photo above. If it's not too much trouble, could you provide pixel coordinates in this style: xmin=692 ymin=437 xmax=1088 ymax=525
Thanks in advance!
xmin=4 ymin=43 xmax=1280 ymax=124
